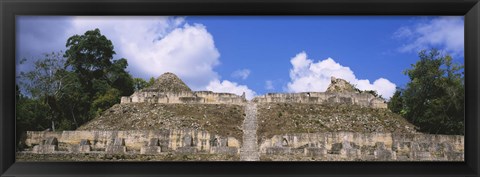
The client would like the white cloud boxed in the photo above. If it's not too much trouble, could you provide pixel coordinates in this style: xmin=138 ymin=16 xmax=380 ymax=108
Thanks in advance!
xmin=69 ymin=16 xmax=220 ymax=90
xmin=265 ymin=80 xmax=275 ymax=90
xmin=231 ymin=69 xmax=251 ymax=80
xmin=206 ymin=79 xmax=256 ymax=100
xmin=394 ymin=17 xmax=464 ymax=57
xmin=286 ymin=51 xmax=396 ymax=99
xmin=69 ymin=16 xmax=257 ymax=98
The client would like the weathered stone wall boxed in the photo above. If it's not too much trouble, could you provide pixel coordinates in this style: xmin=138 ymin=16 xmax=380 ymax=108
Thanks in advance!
xmin=259 ymin=132 xmax=464 ymax=161
xmin=23 ymin=131 xmax=464 ymax=161
xmin=120 ymin=91 xmax=246 ymax=105
xmin=252 ymin=92 xmax=387 ymax=109
xmin=24 ymin=130 xmax=240 ymax=155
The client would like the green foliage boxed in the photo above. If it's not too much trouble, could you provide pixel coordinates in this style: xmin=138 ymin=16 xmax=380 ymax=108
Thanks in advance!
xmin=133 ymin=78 xmax=148 ymax=91
xmin=92 ymin=88 xmax=122 ymax=115
xmin=63 ymin=28 xmax=134 ymax=123
xmin=388 ymin=89 xmax=404 ymax=115
xmin=133 ymin=77 xmax=156 ymax=91
xmin=64 ymin=28 xmax=115 ymax=75
xmin=108 ymin=58 xmax=134 ymax=96
xmin=16 ymin=85 xmax=51 ymax=149
xmin=392 ymin=49 xmax=464 ymax=135
xmin=148 ymin=77 xmax=155 ymax=86
xmin=18 ymin=52 xmax=72 ymax=131
xmin=17 ymin=28 xmax=135 ymax=138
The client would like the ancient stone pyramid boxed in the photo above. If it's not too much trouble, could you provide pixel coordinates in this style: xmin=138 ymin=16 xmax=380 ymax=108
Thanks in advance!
xmin=326 ymin=76 xmax=360 ymax=93
xmin=143 ymin=72 xmax=192 ymax=93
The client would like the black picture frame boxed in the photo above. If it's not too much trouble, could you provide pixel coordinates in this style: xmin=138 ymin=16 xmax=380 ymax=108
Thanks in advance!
xmin=1 ymin=0 xmax=479 ymax=176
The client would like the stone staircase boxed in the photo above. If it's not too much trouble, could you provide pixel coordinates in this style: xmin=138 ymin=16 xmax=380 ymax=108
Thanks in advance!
xmin=240 ymin=102 xmax=260 ymax=161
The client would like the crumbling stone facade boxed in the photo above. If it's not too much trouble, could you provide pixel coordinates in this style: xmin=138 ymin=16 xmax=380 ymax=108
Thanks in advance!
xmin=252 ymin=77 xmax=387 ymax=109
xmin=259 ymin=132 xmax=464 ymax=161
xmin=121 ymin=91 xmax=247 ymax=105
xmin=24 ymin=130 xmax=240 ymax=155
xmin=253 ymin=92 xmax=387 ymax=109
xmin=24 ymin=131 xmax=464 ymax=161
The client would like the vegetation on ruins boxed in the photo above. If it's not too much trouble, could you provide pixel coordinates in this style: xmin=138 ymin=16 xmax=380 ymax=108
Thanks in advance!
xmin=77 ymin=103 xmax=245 ymax=142
xmin=388 ymin=49 xmax=464 ymax=135
xmin=257 ymin=103 xmax=417 ymax=144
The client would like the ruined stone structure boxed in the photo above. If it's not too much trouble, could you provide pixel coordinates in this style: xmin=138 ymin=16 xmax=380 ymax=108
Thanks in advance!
xmin=18 ymin=73 xmax=464 ymax=161
xmin=253 ymin=92 xmax=387 ymax=109
xmin=25 ymin=130 xmax=240 ymax=155
xmin=260 ymin=132 xmax=464 ymax=161
xmin=121 ymin=91 xmax=247 ymax=105
xmin=120 ymin=72 xmax=247 ymax=105
xmin=253 ymin=77 xmax=387 ymax=109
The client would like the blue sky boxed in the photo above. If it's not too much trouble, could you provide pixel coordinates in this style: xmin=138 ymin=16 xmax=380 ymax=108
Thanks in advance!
xmin=16 ymin=16 xmax=464 ymax=100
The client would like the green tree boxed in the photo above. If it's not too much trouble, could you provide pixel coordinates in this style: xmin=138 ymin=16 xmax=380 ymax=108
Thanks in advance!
xmin=388 ymin=89 xmax=404 ymax=115
xmin=16 ymin=84 xmax=50 ymax=149
xmin=64 ymin=28 xmax=116 ymax=98
xmin=133 ymin=78 xmax=148 ymax=91
xmin=400 ymin=49 xmax=464 ymax=135
xmin=148 ymin=77 xmax=155 ymax=86
xmin=107 ymin=58 xmax=134 ymax=96
xmin=132 ymin=77 xmax=155 ymax=91
xmin=17 ymin=29 xmax=136 ymax=133
xmin=64 ymin=28 xmax=134 ymax=119
xmin=55 ymin=70 xmax=90 ymax=129
xmin=18 ymin=52 xmax=72 ymax=131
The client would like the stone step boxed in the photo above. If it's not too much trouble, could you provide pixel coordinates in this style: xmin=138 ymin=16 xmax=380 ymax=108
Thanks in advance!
xmin=240 ymin=102 xmax=260 ymax=161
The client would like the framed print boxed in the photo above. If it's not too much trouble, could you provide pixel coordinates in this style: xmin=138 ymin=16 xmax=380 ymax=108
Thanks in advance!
xmin=1 ymin=0 xmax=479 ymax=176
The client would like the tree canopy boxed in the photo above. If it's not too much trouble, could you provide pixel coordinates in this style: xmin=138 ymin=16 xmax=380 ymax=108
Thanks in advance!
xmin=17 ymin=29 xmax=135 ymax=138
xmin=388 ymin=49 xmax=464 ymax=135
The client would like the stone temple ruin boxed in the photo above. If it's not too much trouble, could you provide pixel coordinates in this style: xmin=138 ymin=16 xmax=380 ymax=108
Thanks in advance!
xmin=120 ymin=72 xmax=246 ymax=105
xmin=252 ymin=77 xmax=387 ymax=109
xmin=19 ymin=72 xmax=464 ymax=161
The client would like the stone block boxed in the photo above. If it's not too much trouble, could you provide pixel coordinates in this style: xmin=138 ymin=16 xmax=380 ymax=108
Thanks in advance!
xmin=396 ymin=155 xmax=411 ymax=161
xmin=69 ymin=139 xmax=91 ymax=153
xmin=105 ymin=145 xmax=127 ymax=154
xmin=375 ymin=142 xmax=386 ymax=150
xmin=329 ymin=143 xmax=343 ymax=154
xmin=445 ymin=152 xmax=464 ymax=161
xmin=266 ymin=147 xmax=291 ymax=155
xmin=374 ymin=149 xmax=393 ymax=160
xmin=183 ymin=134 xmax=194 ymax=147
xmin=177 ymin=147 xmax=198 ymax=153
xmin=113 ymin=138 xmax=125 ymax=146
xmin=80 ymin=139 xmax=91 ymax=146
xmin=413 ymin=151 xmax=432 ymax=160
xmin=140 ymin=138 xmax=162 ymax=154
xmin=32 ymin=137 xmax=58 ymax=154
xmin=120 ymin=96 xmax=130 ymax=103
xmin=70 ymin=145 xmax=91 ymax=153
xmin=304 ymin=147 xmax=327 ymax=157
xmin=290 ymin=148 xmax=305 ymax=154
xmin=148 ymin=138 xmax=160 ymax=146
xmin=32 ymin=145 xmax=57 ymax=154
xmin=140 ymin=146 xmax=161 ymax=154
xmin=44 ymin=137 xmax=58 ymax=146
xmin=210 ymin=147 xmax=239 ymax=155
xmin=340 ymin=149 xmax=360 ymax=159
xmin=106 ymin=138 xmax=126 ymax=154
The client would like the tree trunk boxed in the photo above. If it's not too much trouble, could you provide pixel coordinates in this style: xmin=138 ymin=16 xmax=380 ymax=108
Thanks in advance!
xmin=71 ymin=107 xmax=78 ymax=128
xmin=51 ymin=120 xmax=55 ymax=131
